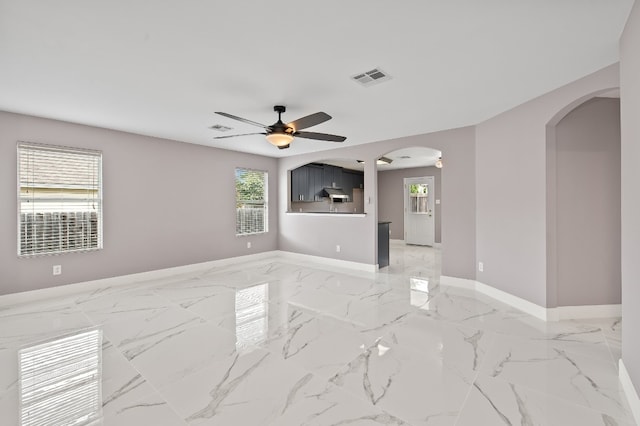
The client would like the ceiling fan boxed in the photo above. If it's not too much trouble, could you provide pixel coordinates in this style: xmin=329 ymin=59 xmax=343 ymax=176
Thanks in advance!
xmin=213 ymin=105 xmax=346 ymax=149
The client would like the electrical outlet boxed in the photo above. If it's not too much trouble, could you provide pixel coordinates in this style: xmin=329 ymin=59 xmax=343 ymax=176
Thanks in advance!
xmin=247 ymin=241 xmax=252 ymax=249
xmin=336 ymin=245 xmax=341 ymax=253
xmin=478 ymin=262 xmax=484 ymax=272
xmin=53 ymin=265 xmax=62 ymax=275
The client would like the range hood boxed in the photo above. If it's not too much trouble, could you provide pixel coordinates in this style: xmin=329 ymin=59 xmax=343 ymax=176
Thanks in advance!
xmin=324 ymin=187 xmax=349 ymax=202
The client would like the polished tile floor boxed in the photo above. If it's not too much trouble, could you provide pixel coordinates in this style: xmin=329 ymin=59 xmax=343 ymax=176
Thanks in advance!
xmin=0 ymin=242 xmax=632 ymax=425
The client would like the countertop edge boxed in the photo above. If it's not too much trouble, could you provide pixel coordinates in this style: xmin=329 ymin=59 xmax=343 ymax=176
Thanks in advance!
xmin=285 ymin=212 xmax=367 ymax=218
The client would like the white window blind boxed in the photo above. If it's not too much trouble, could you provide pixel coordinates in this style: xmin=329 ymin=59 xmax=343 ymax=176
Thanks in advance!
xmin=18 ymin=142 xmax=103 ymax=256
xmin=235 ymin=168 xmax=267 ymax=235
xmin=19 ymin=328 xmax=103 ymax=426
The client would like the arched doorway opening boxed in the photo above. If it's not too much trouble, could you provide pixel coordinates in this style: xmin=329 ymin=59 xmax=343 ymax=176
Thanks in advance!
xmin=375 ymin=146 xmax=443 ymax=280
xmin=546 ymin=88 xmax=621 ymax=315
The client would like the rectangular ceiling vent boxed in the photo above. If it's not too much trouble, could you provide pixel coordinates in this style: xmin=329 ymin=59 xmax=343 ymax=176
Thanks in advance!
xmin=351 ymin=68 xmax=391 ymax=87
xmin=209 ymin=124 xmax=233 ymax=132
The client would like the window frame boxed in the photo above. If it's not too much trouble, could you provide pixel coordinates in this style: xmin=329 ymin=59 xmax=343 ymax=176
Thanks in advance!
xmin=17 ymin=141 xmax=104 ymax=257
xmin=235 ymin=167 xmax=268 ymax=236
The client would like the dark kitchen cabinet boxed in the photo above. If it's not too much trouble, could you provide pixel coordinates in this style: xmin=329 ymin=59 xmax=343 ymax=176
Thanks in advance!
xmin=323 ymin=165 xmax=342 ymax=189
xmin=342 ymin=171 xmax=353 ymax=199
xmin=354 ymin=172 xmax=364 ymax=191
xmin=291 ymin=166 xmax=308 ymax=201
xmin=291 ymin=164 xmax=324 ymax=202
xmin=307 ymin=164 xmax=324 ymax=201
xmin=292 ymin=164 xmax=363 ymax=202
xmin=342 ymin=170 xmax=364 ymax=200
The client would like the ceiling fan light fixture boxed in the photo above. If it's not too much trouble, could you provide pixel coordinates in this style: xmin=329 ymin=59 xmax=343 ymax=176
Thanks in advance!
xmin=435 ymin=157 xmax=443 ymax=168
xmin=265 ymin=132 xmax=294 ymax=147
xmin=214 ymin=106 xmax=345 ymax=148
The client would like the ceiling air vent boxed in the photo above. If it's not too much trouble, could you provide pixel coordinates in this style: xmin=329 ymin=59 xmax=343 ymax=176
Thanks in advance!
xmin=351 ymin=68 xmax=391 ymax=87
xmin=209 ymin=124 xmax=233 ymax=132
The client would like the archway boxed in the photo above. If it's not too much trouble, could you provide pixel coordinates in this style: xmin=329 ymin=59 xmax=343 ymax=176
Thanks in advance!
xmin=546 ymin=88 xmax=621 ymax=312
xmin=375 ymin=146 xmax=442 ymax=277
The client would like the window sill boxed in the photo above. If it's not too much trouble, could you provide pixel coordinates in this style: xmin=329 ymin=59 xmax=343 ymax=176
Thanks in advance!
xmin=18 ymin=247 xmax=103 ymax=258
xmin=236 ymin=232 xmax=268 ymax=237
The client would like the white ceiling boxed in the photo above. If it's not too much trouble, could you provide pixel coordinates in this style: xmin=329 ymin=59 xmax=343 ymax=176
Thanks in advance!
xmin=323 ymin=147 xmax=442 ymax=172
xmin=0 ymin=1 xmax=633 ymax=158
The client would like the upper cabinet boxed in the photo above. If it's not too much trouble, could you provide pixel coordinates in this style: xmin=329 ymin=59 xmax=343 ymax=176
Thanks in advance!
xmin=308 ymin=164 xmax=324 ymax=200
xmin=322 ymin=165 xmax=343 ymax=189
xmin=291 ymin=166 xmax=307 ymax=202
xmin=342 ymin=170 xmax=364 ymax=200
xmin=291 ymin=163 xmax=324 ymax=201
xmin=291 ymin=163 xmax=363 ymax=202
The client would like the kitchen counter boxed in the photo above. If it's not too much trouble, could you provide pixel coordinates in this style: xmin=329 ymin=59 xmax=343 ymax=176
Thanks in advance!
xmin=286 ymin=212 xmax=366 ymax=217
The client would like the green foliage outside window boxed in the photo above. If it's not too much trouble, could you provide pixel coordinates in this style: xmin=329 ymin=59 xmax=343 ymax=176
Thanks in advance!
xmin=235 ymin=168 xmax=267 ymax=234
xmin=236 ymin=168 xmax=265 ymax=203
xmin=409 ymin=183 xmax=428 ymax=195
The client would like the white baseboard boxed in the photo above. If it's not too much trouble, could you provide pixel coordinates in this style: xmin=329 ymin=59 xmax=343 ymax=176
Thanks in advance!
xmin=620 ymin=359 xmax=640 ymax=424
xmin=0 ymin=251 xmax=280 ymax=308
xmin=550 ymin=304 xmax=622 ymax=320
xmin=440 ymin=276 xmax=548 ymax=321
xmin=474 ymin=280 xmax=549 ymax=321
xmin=0 ymin=250 xmax=377 ymax=308
xmin=439 ymin=275 xmax=476 ymax=289
xmin=440 ymin=276 xmax=619 ymax=322
xmin=433 ymin=242 xmax=442 ymax=249
xmin=276 ymin=250 xmax=377 ymax=273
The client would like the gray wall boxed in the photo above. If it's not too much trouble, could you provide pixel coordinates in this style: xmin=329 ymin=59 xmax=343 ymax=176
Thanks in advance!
xmin=555 ymin=97 xmax=621 ymax=307
xmin=278 ymin=126 xmax=476 ymax=279
xmin=378 ymin=166 xmax=441 ymax=243
xmin=476 ymin=64 xmax=619 ymax=308
xmin=0 ymin=111 xmax=278 ymax=295
xmin=621 ymin=0 xmax=640 ymax=398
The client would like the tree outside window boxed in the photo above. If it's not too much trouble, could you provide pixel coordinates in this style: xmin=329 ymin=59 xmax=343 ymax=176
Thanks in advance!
xmin=235 ymin=168 xmax=267 ymax=235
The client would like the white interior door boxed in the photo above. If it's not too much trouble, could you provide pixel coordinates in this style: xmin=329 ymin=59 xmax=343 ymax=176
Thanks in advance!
xmin=404 ymin=176 xmax=435 ymax=246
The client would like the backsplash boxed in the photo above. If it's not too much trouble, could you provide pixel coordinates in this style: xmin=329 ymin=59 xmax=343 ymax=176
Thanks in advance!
xmin=291 ymin=189 xmax=364 ymax=213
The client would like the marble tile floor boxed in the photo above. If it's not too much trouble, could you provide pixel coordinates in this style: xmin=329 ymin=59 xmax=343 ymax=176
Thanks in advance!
xmin=0 ymin=243 xmax=632 ymax=425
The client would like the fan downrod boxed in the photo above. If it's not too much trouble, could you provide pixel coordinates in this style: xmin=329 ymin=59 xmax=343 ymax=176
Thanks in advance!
xmin=273 ymin=105 xmax=286 ymax=124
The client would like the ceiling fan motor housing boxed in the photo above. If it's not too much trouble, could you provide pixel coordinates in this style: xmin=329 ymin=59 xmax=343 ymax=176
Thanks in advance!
xmin=271 ymin=105 xmax=293 ymax=134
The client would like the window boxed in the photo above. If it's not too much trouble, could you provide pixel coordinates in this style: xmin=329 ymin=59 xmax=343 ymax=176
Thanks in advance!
xmin=18 ymin=142 xmax=103 ymax=256
xmin=235 ymin=168 xmax=267 ymax=235
xmin=409 ymin=183 xmax=429 ymax=214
